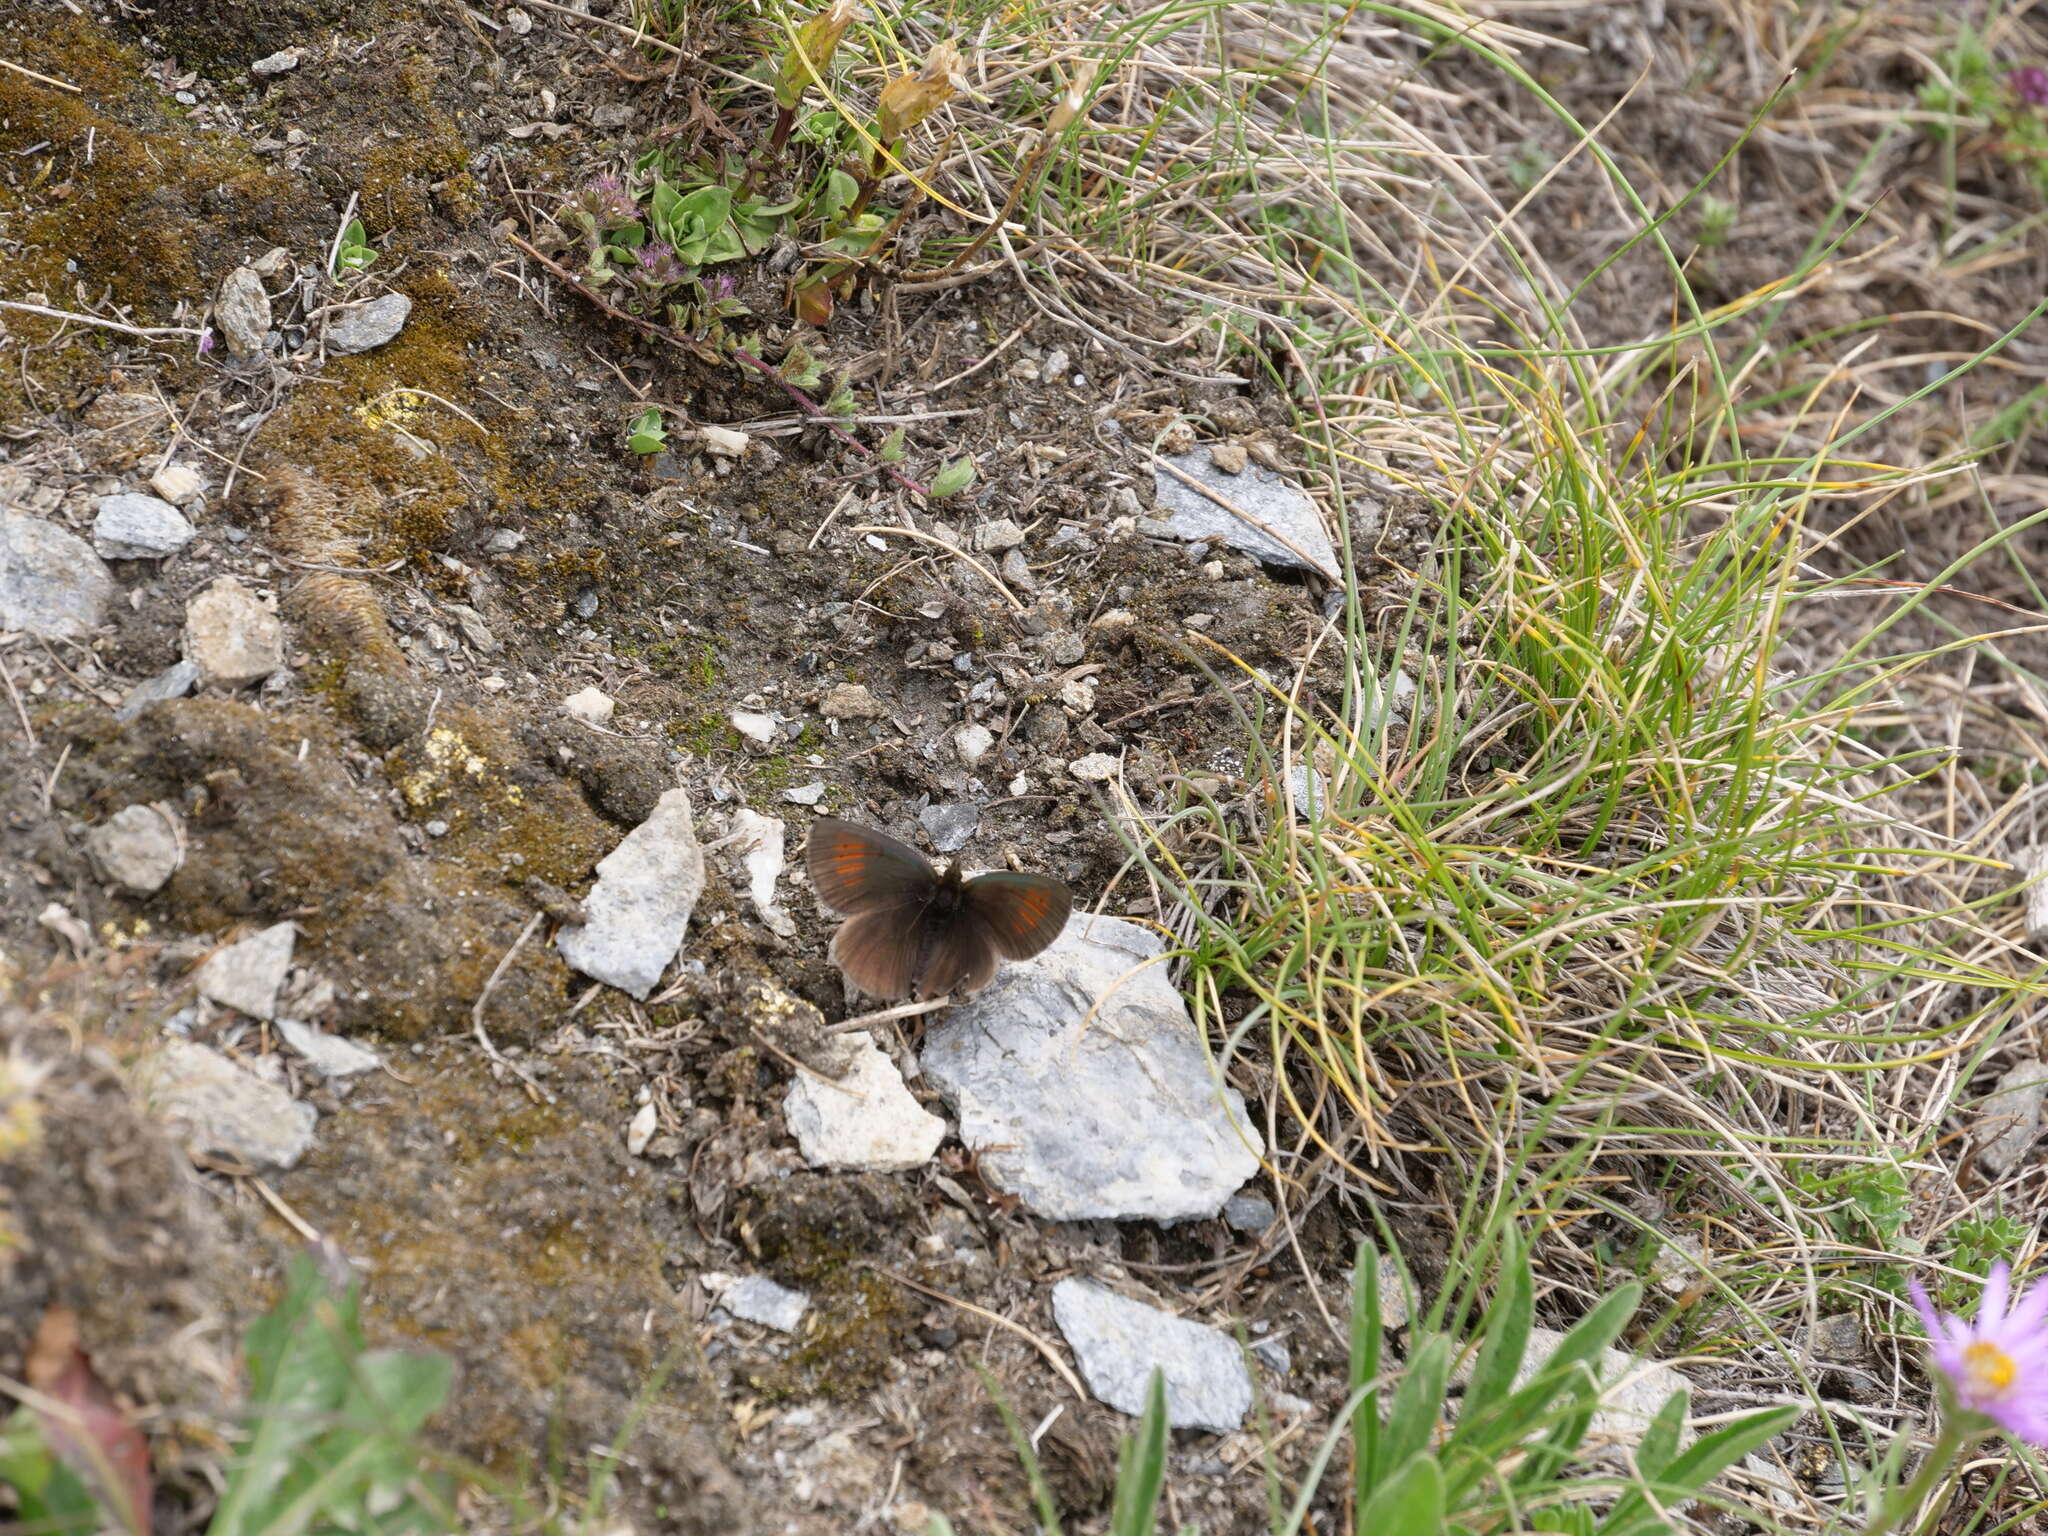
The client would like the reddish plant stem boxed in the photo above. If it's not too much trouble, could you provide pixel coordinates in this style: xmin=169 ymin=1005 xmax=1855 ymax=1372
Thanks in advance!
xmin=506 ymin=233 xmax=929 ymax=497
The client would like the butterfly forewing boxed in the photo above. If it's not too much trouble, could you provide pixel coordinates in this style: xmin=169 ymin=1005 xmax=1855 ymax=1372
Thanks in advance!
xmin=961 ymin=872 xmax=1072 ymax=961
xmin=806 ymin=817 xmax=935 ymax=917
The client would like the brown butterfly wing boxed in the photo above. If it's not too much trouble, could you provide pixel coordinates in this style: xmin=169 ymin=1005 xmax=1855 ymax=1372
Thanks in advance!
xmin=830 ymin=904 xmax=928 ymax=1000
xmin=806 ymin=817 xmax=935 ymax=917
xmin=961 ymin=872 xmax=1072 ymax=961
xmin=912 ymin=919 xmax=1000 ymax=1000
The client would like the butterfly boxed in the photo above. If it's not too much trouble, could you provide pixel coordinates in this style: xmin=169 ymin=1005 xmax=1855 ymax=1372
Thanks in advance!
xmin=805 ymin=816 xmax=1073 ymax=1001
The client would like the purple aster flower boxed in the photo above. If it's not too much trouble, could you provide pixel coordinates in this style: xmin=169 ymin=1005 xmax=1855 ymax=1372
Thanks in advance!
xmin=1911 ymin=1262 xmax=2048 ymax=1446
xmin=634 ymin=241 xmax=686 ymax=286
xmin=2012 ymin=66 xmax=2048 ymax=109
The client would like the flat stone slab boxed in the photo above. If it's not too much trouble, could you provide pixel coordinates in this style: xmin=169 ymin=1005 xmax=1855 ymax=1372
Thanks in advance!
xmin=920 ymin=913 xmax=1261 ymax=1222
xmin=709 ymin=1274 xmax=810 ymax=1333
xmin=1151 ymin=450 xmax=1339 ymax=578
xmin=196 ymin=921 xmax=297 ymax=1020
xmin=0 ymin=512 xmax=114 ymax=640
xmin=784 ymin=1030 xmax=946 ymax=1172
xmin=325 ymin=292 xmax=412 ymax=355
xmin=94 ymin=493 xmax=196 ymax=559
xmin=1051 ymin=1278 xmax=1252 ymax=1432
xmin=557 ymin=787 xmax=704 ymax=999
xmin=276 ymin=1019 xmax=382 ymax=1080
xmin=140 ymin=1039 xmax=317 ymax=1172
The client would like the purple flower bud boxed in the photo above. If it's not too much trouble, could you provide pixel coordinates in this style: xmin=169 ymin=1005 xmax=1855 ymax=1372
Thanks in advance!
xmin=711 ymin=274 xmax=737 ymax=300
xmin=635 ymin=241 xmax=686 ymax=286
xmin=568 ymin=173 xmax=640 ymax=230
xmin=2011 ymin=66 xmax=2048 ymax=108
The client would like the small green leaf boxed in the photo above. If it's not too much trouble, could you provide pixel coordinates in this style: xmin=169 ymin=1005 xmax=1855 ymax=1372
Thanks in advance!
xmin=929 ymin=456 xmax=976 ymax=498
xmin=678 ymin=184 xmax=733 ymax=229
xmin=0 ymin=1409 xmax=100 ymax=1536
xmin=1378 ymin=1333 xmax=1449 ymax=1478
xmin=780 ymin=343 xmax=826 ymax=389
xmin=821 ymin=168 xmax=860 ymax=221
xmin=627 ymin=408 xmax=667 ymax=456
xmin=1356 ymin=1451 xmax=1444 ymax=1533
xmin=1464 ymin=1232 xmax=1532 ymax=1417
xmin=1107 ymin=1371 xmax=1170 ymax=1536
xmin=825 ymin=381 xmax=858 ymax=417
xmin=878 ymin=426 xmax=907 ymax=463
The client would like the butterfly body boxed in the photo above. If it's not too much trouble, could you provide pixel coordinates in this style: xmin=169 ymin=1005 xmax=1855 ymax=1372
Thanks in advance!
xmin=806 ymin=817 xmax=1071 ymax=1001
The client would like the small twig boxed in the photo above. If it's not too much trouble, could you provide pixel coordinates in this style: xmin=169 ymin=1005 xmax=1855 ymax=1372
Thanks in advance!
xmin=250 ymin=1176 xmax=324 ymax=1243
xmin=471 ymin=912 xmax=553 ymax=1102
xmin=323 ymin=191 xmax=361 ymax=284
xmin=40 ymin=740 xmax=71 ymax=813
xmin=869 ymin=1264 xmax=1088 ymax=1401
xmin=0 ymin=656 xmax=35 ymax=752
xmin=827 ymin=995 xmax=955 ymax=1034
xmin=844 ymin=525 xmax=1026 ymax=612
xmin=0 ymin=299 xmax=205 ymax=340
xmin=0 ymin=58 xmax=81 ymax=94
xmin=504 ymin=232 xmax=932 ymax=497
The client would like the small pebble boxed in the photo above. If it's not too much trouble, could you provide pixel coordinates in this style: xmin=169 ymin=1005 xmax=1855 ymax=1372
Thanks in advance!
xmin=819 ymin=681 xmax=882 ymax=719
xmin=1069 ymin=752 xmax=1119 ymax=783
xmin=250 ymin=48 xmax=300 ymax=75
xmin=425 ymin=819 xmax=450 ymax=838
xmin=973 ymin=518 xmax=1025 ymax=553
xmin=149 ymin=463 xmax=206 ymax=504
xmin=783 ymin=782 xmax=827 ymax=806
xmin=953 ymin=722 xmax=994 ymax=768
xmin=562 ymin=686 xmax=615 ymax=725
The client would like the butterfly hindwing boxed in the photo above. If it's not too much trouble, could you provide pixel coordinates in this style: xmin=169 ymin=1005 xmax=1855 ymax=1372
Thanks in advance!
xmin=806 ymin=816 xmax=935 ymax=917
xmin=913 ymin=920 xmax=1000 ymax=1000
xmin=960 ymin=872 xmax=1072 ymax=961
xmin=829 ymin=902 xmax=928 ymax=1000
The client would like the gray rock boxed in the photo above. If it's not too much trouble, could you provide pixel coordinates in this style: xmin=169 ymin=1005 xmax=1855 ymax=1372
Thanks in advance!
xmin=276 ymin=1018 xmax=382 ymax=1079
xmin=93 ymin=494 xmax=195 ymax=559
xmin=324 ymin=293 xmax=412 ymax=355
xmin=196 ymin=921 xmax=297 ymax=1019
xmin=973 ymin=518 xmax=1025 ymax=553
xmin=1068 ymin=752 xmax=1118 ymax=783
xmin=918 ymin=801 xmax=978 ymax=854
xmin=215 ymin=267 xmax=272 ymax=358
xmin=139 ymin=1039 xmax=317 ymax=1172
xmin=0 ymin=512 xmax=114 ymax=640
xmin=557 ymin=788 xmax=704 ymax=999
xmin=783 ymin=781 xmax=827 ymax=806
xmin=921 ymin=914 xmax=1262 ymax=1222
xmin=784 ymin=1030 xmax=946 ymax=1172
xmin=84 ymin=804 xmax=182 ymax=895
xmin=115 ymin=660 xmax=201 ymax=722
xmin=250 ymin=48 xmax=300 ymax=75
xmin=1051 ymin=1279 xmax=1252 ymax=1432
xmin=716 ymin=1274 xmax=810 ymax=1333
xmin=1250 ymin=1335 xmax=1291 ymax=1376
xmin=184 ymin=576 xmax=285 ymax=685
xmin=1223 ymin=1193 xmax=1275 ymax=1233
xmin=1152 ymin=451 xmax=1339 ymax=578
xmin=1976 ymin=1058 xmax=2048 ymax=1175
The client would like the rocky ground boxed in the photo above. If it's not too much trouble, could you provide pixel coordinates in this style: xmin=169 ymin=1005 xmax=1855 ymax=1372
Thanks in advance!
xmin=6 ymin=1 xmax=2048 ymax=1533
xmin=0 ymin=4 xmax=1406 ymax=1532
